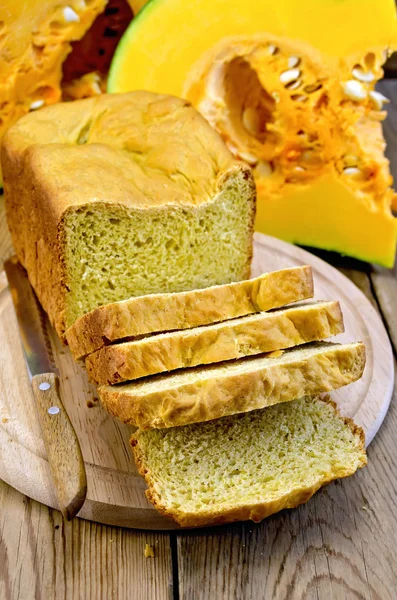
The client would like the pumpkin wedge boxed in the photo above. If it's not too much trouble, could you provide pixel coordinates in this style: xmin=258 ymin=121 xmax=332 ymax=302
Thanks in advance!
xmin=108 ymin=0 xmax=397 ymax=266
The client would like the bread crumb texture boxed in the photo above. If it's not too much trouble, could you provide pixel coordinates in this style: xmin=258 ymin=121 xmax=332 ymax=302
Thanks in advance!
xmin=85 ymin=300 xmax=343 ymax=384
xmin=132 ymin=396 xmax=366 ymax=527
xmin=144 ymin=543 xmax=155 ymax=558
xmin=66 ymin=265 xmax=313 ymax=359
xmin=98 ymin=341 xmax=365 ymax=429
xmin=2 ymin=92 xmax=255 ymax=337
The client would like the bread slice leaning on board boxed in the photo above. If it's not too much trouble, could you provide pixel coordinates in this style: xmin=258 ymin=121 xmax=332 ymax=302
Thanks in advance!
xmin=131 ymin=395 xmax=367 ymax=527
xmin=86 ymin=300 xmax=344 ymax=385
xmin=98 ymin=341 xmax=365 ymax=430
xmin=66 ymin=265 xmax=314 ymax=359
xmin=2 ymin=91 xmax=256 ymax=340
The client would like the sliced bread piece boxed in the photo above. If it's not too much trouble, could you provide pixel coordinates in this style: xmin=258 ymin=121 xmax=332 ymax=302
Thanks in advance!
xmin=87 ymin=300 xmax=343 ymax=385
xmin=67 ymin=265 xmax=313 ymax=359
xmin=131 ymin=396 xmax=367 ymax=527
xmin=3 ymin=92 xmax=256 ymax=339
xmin=98 ymin=341 xmax=365 ymax=429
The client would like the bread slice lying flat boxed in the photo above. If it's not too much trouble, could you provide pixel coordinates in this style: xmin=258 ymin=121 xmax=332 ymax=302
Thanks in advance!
xmin=87 ymin=300 xmax=343 ymax=385
xmin=98 ymin=341 xmax=365 ymax=429
xmin=131 ymin=396 xmax=367 ymax=527
xmin=66 ymin=265 xmax=313 ymax=359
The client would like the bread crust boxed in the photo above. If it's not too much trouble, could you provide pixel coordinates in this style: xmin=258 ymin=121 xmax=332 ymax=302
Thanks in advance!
xmin=130 ymin=396 xmax=367 ymax=528
xmin=2 ymin=92 xmax=255 ymax=339
xmin=98 ymin=342 xmax=366 ymax=429
xmin=86 ymin=300 xmax=343 ymax=384
xmin=67 ymin=265 xmax=313 ymax=359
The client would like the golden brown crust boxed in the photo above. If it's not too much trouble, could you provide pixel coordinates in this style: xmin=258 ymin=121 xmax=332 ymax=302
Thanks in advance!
xmin=99 ymin=342 xmax=366 ymax=429
xmin=86 ymin=300 xmax=343 ymax=385
xmin=2 ymin=91 xmax=254 ymax=339
xmin=67 ymin=265 xmax=314 ymax=359
xmin=130 ymin=396 xmax=367 ymax=527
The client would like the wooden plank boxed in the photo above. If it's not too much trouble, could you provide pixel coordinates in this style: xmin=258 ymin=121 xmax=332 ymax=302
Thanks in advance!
xmin=1 ymin=235 xmax=392 ymax=528
xmin=176 ymin=269 xmax=397 ymax=600
xmin=371 ymin=266 xmax=397 ymax=354
xmin=0 ymin=479 xmax=174 ymax=600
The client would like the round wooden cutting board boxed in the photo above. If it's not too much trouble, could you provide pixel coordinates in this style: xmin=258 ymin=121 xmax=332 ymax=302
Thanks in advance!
xmin=0 ymin=233 xmax=394 ymax=530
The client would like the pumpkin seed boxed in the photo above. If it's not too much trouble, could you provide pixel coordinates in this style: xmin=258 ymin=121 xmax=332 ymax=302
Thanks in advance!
xmin=369 ymin=90 xmax=389 ymax=110
xmin=242 ymin=107 xmax=261 ymax=135
xmin=288 ymin=56 xmax=300 ymax=69
xmin=341 ymin=80 xmax=367 ymax=102
xmin=280 ymin=69 xmax=301 ymax=86
xmin=29 ymin=100 xmax=45 ymax=110
xmin=291 ymin=94 xmax=307 ymax=102
xmin=268 ymin=44 xmax=278 ymax=55
xmin=63 ymin=6 xmax=80 ymax=22
xmin=342 ymin=167 xmax=361 ymax=177
xmin=91 ymin=82 xmax=102 ymax=95
xmin=238 ymin=151 xmax=258 ymax=166
xmin=303 ymin=82 xmax=322 ymax=94
xmin=226 ymin=142 xmax=239 ymax=156
xmin=271 ymin=91 xmax=280 ymax=102
xmin=286 ymin=79 xmax=301 ymax=91
xmin=352 ymin=66 xmax=375 ymax=83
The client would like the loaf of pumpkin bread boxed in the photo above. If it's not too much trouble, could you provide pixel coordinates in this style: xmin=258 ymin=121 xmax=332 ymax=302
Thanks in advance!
xmin=2 ymin=91 xmax=256 ymax=339
xmin=86 ymin=300 xmax=343 ymax=385
xmin=98 ymin=341 xmax=366 ymax=429
xmin=67 ymin=265 xmax=313 ymax=359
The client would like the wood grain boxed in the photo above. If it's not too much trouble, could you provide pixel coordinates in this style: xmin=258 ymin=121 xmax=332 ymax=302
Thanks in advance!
xmin=176 ymin=266 xmax=397 ymax=600
xmin=0 ymin=479 xmax=174 ymax=600
xmin=371 ymin=266 xmax=397 ymax=354
xmin=0 ymin=194 xmax=176 ymax=596
xmin=1 ymin=77 xmax=397 ymax=598
xmin=174 ymin=85 xmax=397 ymax=600
xmin=0 ymin=235 xmax=393 ymax=533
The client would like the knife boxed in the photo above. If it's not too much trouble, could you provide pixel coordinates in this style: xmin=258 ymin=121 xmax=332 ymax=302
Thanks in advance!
xmin=4 ymin=256 xmax=87 ymax=520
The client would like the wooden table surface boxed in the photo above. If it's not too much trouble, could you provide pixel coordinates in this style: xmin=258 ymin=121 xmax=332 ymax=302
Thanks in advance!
xmin=1 ymin=81 xmax=397 ymax=600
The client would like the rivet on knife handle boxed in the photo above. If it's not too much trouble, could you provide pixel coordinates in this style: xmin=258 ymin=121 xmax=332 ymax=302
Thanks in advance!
xmin=32 ymin=372 xmax=87 ymax=520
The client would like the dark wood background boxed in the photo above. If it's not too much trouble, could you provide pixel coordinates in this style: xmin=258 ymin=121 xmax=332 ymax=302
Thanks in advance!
xmin=0 ymin=81 xmax=396 ymax=600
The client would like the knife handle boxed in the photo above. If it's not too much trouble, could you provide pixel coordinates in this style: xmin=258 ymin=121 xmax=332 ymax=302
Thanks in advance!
xmin=32 ymin=372 xmax=87 ymax=520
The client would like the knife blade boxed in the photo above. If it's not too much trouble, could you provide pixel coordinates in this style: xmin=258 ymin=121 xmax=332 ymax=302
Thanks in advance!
xmin=4 ymin=256 xmax=87 ymax=520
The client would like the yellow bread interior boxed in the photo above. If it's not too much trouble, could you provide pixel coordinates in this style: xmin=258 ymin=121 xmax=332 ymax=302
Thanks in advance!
xmin=98 ymin=341 xmax=366 ymax=429
xmin=131 ymin=396 xmax=367 ymax=527
xmin=66 ymin=265 xmax=314 ymax=359
xmin=63 ymin=168 xmax=254 ymax=326
xmin=86 ymin=300 xmax=344 ymax=385
xmin=2 ymin=92 xmax=255 ymax=337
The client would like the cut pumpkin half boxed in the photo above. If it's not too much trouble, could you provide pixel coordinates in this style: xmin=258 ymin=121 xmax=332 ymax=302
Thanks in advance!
xmin=108 ymin=0 xmax=397 ymax=266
